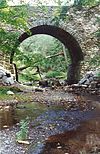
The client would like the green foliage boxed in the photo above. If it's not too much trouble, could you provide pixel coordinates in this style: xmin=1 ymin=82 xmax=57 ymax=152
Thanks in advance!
xmin=74 ymin=0 xmax=99 ymax=8
xmin=0 ymin=86 xmax=21 ymax=94
xmin=52 ymin=5 xmax=69 ymax=25
xmin=0 ymin=86 xmax=10 ymax=94
xmin=14 ymin=35 xmax=68 ymax=82
xmin=0 ymin=5 xmax=28 ymax=28
xmin=46 ymin=70 xmax=65 ymax=78
xmin=16 ymin=117 xmax=29 ymax=141
xmin=0 ymin=0 xmax=7 ymax=8
xmin=0 ymin=3 xmax=29 ymax=56
xmin=95 ymin=30 xmax=100 ymax=38
xmin=15 ymin=51 xmax=45 ymax=69
xmin=19 ymin=70 xmax=40 ymax=82
xmin=96 ymin=72 xmax=100 ymax=77
xmin=95 ymin=17 xmax=100 ymax=39
xmin=0 ymin=29 xmax=19 ymax=54
xmin=89 ymin=54 xmax=100 ymax=67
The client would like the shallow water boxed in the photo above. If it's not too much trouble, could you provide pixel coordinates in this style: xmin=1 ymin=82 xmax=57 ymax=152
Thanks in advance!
xmin=0 ymin=94 xmax=100 ymax=154
xmin=41 ymin=117 xmax=100 ymax=154
xmin=0 ymin=102 xmax=48 ymax=130
xmin=0 ymin=100 xmax=68 ymax=130
xmin=27 ymin=108 xmax=100 ymax=154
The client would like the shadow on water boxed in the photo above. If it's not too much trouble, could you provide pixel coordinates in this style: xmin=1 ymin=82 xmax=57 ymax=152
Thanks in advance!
xmin=27 ymin=108 xmax=100 ymax=154
xmin=38 ymin=95 xmax=100 ymax=154
xmin=0 ymin=105 xmax=17 ymax=129
xmin=41 ymin=118 xmax=100 ymax=154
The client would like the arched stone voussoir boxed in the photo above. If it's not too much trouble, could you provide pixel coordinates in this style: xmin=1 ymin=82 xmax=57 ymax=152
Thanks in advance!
xmin=19 ymin=25 xmax=84 ymax=63
xmin=13 ymin=25 xmax=84 ymax=84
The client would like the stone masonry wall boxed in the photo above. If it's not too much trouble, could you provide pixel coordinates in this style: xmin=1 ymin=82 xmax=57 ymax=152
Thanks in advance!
xmin=27 ymin=5 xmax=100 ymax=75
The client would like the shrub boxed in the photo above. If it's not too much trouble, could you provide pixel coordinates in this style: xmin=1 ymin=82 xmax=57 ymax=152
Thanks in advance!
xmin=16 ymin=117 xmax=29 ymax=141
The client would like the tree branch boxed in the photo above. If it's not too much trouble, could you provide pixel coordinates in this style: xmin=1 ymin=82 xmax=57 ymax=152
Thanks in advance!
xmin=18 ymin=66 xmax=30 ymax=72
xmin=46 ymin=51 xmax=64 ymax=59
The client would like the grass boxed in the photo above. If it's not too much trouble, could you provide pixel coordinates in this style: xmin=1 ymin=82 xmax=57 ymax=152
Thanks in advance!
xmin=0 ymin=86 xmax=33 ymax=102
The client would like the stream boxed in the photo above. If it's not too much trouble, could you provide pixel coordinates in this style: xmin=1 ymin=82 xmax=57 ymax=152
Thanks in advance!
xmin=0 ymin=93 xmax=100 ymax=154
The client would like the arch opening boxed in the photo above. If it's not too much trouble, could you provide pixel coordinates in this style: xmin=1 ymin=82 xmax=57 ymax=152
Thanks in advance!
xmin=14 ymin=34 xmax=68 ymax=83
xmin=11 ymin=25 xmax=84 ymax=84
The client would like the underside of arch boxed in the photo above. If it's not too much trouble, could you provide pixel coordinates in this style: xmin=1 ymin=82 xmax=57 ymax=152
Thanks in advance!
xmin=11 ymin=25 xmax=84 ymax=84
xmin=19 ymin=25 xmax=83 ymax=63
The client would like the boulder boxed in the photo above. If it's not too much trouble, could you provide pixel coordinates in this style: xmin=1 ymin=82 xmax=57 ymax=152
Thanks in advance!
xmin=0 ymin=66 xmax=15 ymax=85
xmin=7 ymin=90 xmax=14 ymax=95
xmin=78 ymin=69 xmax=100 ymax=85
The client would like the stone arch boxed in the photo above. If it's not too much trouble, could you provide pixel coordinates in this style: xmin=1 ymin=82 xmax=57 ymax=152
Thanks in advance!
xmin=11 ymin=25 xmax=84 ymax=84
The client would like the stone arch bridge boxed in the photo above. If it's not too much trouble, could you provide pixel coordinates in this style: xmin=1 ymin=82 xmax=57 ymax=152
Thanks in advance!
xmin=1 ymin=6 xmax=98 ymax=84
xmin=10 ymin=25 xmax=84 ymax=84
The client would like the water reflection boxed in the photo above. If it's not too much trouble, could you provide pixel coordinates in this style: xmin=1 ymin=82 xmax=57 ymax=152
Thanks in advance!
xmin=0 ymin=106 xmax=17 ymax=129
xmin=0 ymin=102 xmax=47 ymax=130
